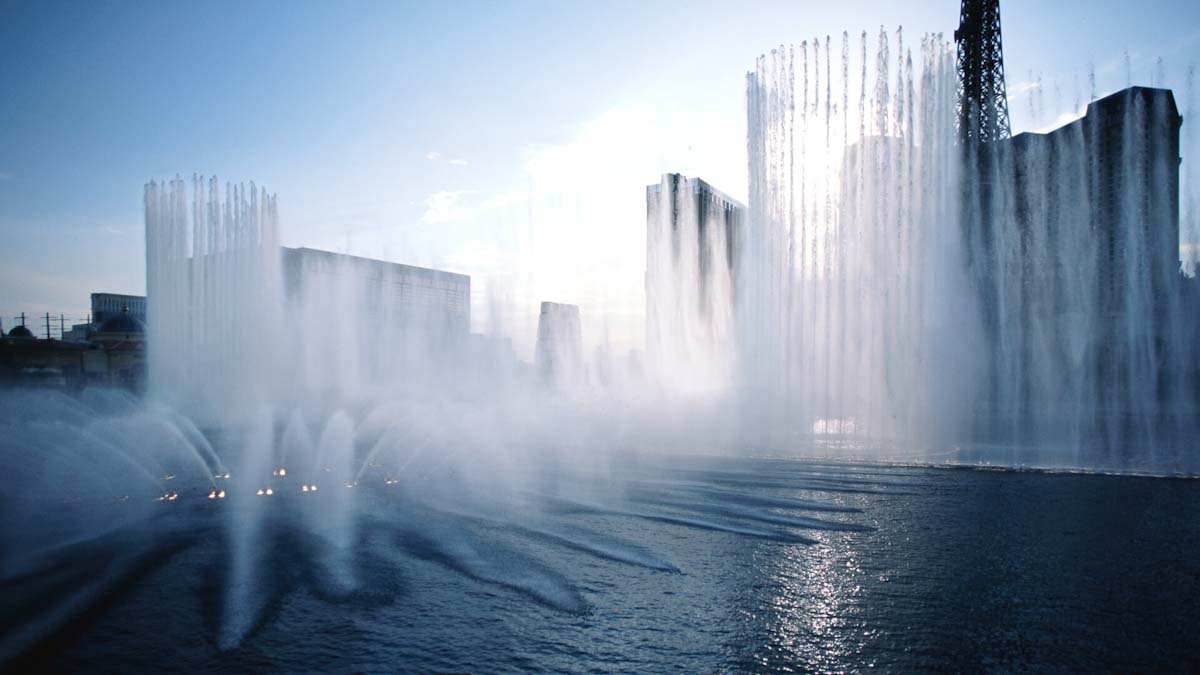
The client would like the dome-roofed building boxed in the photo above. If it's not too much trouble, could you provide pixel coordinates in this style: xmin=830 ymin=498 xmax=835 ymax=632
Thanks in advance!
xmin=87 ymin=304 xmax=146 ymax=390
xmin=1 ymin=318 xmax=86 ymax=390
xmin=1 ymin=302 xmax=145 ymax=391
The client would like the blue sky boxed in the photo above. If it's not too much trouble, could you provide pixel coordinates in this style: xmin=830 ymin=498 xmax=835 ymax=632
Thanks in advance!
xmin=2 ymin=0 xmax=1199 ymax=352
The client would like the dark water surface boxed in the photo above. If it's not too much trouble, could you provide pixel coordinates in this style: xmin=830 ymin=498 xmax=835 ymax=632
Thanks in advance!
xmin=7 ymin=456 xmax=1199 ymax=672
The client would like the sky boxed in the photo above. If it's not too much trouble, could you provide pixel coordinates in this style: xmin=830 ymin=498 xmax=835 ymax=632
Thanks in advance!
xmin=2 ymin=0 xmax=1199 ymax=355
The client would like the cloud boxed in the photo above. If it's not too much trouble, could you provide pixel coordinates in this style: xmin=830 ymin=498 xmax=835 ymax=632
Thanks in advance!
xmin=448 ymin=158 xmax=469 ymax=166
xmin=420 ymin=190 xmax=478 ymax=224
xmin=418 ymin=188 xmax=527 ymax=227
xmin=407 ymin=104 xmax=743 ymax=355
xmin=522 ymin=106 xmax=659 ymax=195
xmin=425 ymin=151 xmax=442 ymax=161
xmin=0 ymin=172 xmax=12 ymax=181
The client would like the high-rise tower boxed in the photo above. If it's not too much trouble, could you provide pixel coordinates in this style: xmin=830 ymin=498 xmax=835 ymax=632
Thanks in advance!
xmin=954 ymin=0 xmax=1012 ymax=144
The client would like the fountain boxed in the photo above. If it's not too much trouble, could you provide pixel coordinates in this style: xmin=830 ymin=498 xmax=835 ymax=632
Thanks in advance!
xmin=741 ymin=31 xmax=975 ymax=452
xmin=1 ymin=22 xmax=1197 ymax=669
xmin=742 ymin=30 xmax=1199 ymax=472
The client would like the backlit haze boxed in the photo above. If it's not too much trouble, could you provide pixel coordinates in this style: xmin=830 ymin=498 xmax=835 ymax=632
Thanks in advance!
xmin=2 ymin=0 xmax=1199 ymax=358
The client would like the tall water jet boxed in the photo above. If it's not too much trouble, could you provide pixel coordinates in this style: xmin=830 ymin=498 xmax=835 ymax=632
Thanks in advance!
xmin=744 ymin=30 xmax=1196 ymax=471
xmin=743 ymin=32 xmax=972 ymax=452
xmin=145 ymin=176 xmax=284 ymax=426
xmin=219 ymin=406 xmax=275 ymax=651
xmin=306 ymin=411 xmax=359 ymax=595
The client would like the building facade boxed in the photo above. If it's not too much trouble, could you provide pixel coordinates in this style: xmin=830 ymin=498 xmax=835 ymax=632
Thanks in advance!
xmin=535 ymin=301 xmax=582 ymax=386
xmin=59 ymin=293 xmax=147 ymax=342
xmin=281 ymin=247 xmax=470 ymax=338
xmin=964 ymin=85 xmax=1187 ymax=447
xmin=645 ymin=173 xmax=745 ymax=393
xmin=278 ymin=247 xmax=471 ymax=389
xmin=92 ymin=293 xmax=147 ymax=324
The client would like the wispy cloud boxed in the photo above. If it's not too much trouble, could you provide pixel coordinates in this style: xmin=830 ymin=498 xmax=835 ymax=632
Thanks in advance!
xmin=420 ymin=189 xmax=477 ymax=224
xmin=425 ymin=151 xmax=442 ymax=161
xmin=411 ymin=103 xmax=741 ymax=355
xmin=448 ymin=158 xmax=469 ymax=166
xmin=0 ymin=172 xmax=13 ymax=181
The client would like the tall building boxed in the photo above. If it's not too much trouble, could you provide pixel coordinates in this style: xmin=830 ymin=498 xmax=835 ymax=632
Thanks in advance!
xmin=645 ymin=173 xmax=745 ymax=393
xmin=964 ymin=86 xmax=1185 ymax=442
xmin=535 ymin=301 xmax=582 ymax=386
xmin=279 ymin=247 xmax=472 ymax=389
xmin=281 ymin=247 xmax=470 ymax=338
xmin=968 ymin=86 xmax=1183 ymax=337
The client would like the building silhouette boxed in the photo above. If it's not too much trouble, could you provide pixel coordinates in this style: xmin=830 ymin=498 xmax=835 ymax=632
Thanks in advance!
xmin=91 ymin=293 xmax=146 ymax=324
xmin=281 ymin=247 xmax=470 ymax=339
xmin=0 ymin=303 xmax=146 ymax=390
xmin=61 ymin=292 xmax=147 ymax=341
xmin=645 ymin=173 xmax=745 ymax=391
xmin=963 ymin=86 xmax=1185 ymax=442
xmin=535 ymin=301 xmax=582 ymax=386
